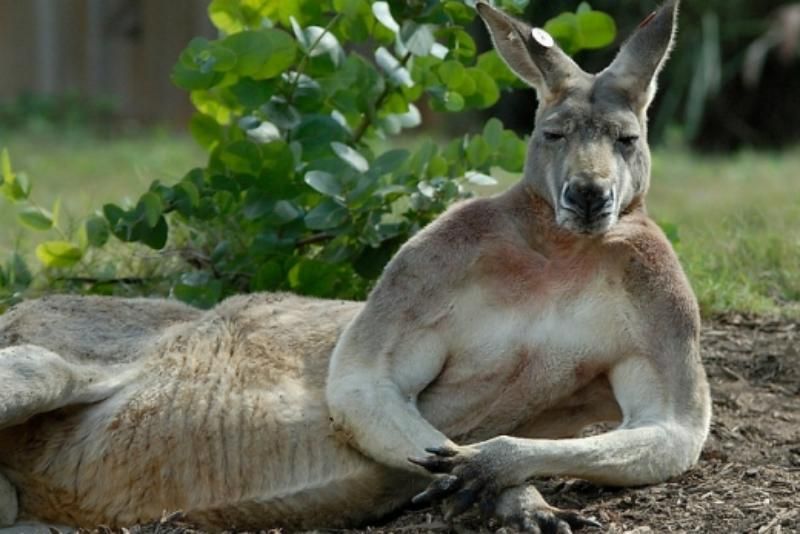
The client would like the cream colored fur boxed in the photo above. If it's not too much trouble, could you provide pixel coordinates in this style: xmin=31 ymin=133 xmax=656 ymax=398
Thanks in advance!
xmin=0 ymin=1 xmax=709 ymax=532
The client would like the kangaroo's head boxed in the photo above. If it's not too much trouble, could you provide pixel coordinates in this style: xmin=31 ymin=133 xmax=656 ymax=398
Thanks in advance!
xmin=477 ymin=1 xmax=678 ymax=235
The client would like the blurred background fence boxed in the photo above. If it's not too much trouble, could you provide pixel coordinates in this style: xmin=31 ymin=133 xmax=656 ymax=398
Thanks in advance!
xmin=0 ymin=0 xmax=213 ymax=126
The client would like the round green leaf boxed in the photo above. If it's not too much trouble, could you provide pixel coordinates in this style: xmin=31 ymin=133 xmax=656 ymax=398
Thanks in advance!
xmin=305 ymin=170 xmax=343 ymax=197
xmin=190 ymin=114 xmax=223 ymax=150
xmin=444 ymin=1 xmax=474 ymax=24
xmin=467 ymin=136 xmax=491 ymax=167
xmin=222 ymin=29 xmax=297 ymax=80
xmin=220 ymin=140 xmax=262 ymax=174
xmin=371 ymin=149 xmax=410 ymax=176
xmin=171 ymin=38 xmax=226 ymax=90
xmin=483 ymin=118 xmax=504 ymax=149
xmin=476 ymin=50 xmax=517 ymax=88
xmin=444 ymin=91 xmax=464 ymax=112
xmin=230 ymin=77 xmax=277 ymax=109
xmin=305 ymin=199 xmax=349 ymax=230
xmin=287 ymin=259 xmax=341 ymax=297
xmin=84 ymin=215 xmax=111 ymax=248
xmin=17 ymin=207 xmax=53 ymax=231
xmin=208 ymin=0 xmax=247 ymax=34
xmin=576 ymin=11 xmax=617 ymax=50
xmin=138 ymin=192 xmax=163 ymax=228
xmin=463 ymin=68 xmax=500 ymax=109
xmin=438 ymin=60 xmax=466 ymax=90
xmin=140 ymin=216 xmax=169 ymax=250
xmin=544 ymin=13 xmax=579 ymax=54
xmin=331 ymin=142 xmax=369 ymax=172
xmin=499 ymin=0 xmax=530 ymax=15
xmin=36 ymin=241 xmax=83 ymax=268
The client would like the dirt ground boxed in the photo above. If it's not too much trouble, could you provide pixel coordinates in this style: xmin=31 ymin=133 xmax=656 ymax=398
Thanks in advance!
xmin=79 ymin=315 xmax=799 ymax=534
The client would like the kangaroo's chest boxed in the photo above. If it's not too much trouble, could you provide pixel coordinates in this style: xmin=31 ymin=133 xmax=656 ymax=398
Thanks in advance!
xmin=418 ymin=270 xmax=636 ymax=442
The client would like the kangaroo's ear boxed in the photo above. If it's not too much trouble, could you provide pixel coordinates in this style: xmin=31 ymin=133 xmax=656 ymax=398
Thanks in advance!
xmin=600 ymin=1 xmax=679 ymax=111
xmin=476 ymin=1 xmax=582 ymax=98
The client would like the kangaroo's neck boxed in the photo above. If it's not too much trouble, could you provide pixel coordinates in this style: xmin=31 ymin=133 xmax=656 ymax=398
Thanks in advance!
xmin=497 ymin=181 xmax=649 ymax=257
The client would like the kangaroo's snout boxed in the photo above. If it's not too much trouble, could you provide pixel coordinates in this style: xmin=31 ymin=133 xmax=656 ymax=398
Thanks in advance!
xmin=560 ymin=180 xmax=614 ymax=223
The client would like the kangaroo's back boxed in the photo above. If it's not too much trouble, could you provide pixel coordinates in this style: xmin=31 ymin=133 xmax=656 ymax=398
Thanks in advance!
xmin=1 ymin=293 xmax=418 ymax=530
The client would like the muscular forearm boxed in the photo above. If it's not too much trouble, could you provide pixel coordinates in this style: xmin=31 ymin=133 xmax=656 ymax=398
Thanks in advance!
xmin=328 ymin=380 xmax=455 ymax=473
xmin=498 ymin=420 xmax=704 ymax=487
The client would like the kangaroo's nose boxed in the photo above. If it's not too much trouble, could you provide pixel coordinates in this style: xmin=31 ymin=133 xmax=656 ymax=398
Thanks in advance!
xmin=561 ymin=182 xmax=613 ymax=219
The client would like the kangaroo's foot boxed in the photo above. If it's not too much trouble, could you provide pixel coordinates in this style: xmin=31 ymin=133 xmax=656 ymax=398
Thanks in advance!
xmin=0 ymin=474 xmax=17 ymax=526
xmin=492 ymin=484 xmax=601 ymax=533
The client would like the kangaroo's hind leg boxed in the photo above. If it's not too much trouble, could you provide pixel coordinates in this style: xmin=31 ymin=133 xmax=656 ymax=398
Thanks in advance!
xmin=0 ymin=344 xmax=137 ymax=526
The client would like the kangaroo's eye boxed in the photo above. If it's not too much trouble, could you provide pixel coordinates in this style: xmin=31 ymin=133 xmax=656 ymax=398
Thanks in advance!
xmin=617 ymin=135 xmax=639 ymax=146
xmin=543 ymin=131 xmax=565 ymax=141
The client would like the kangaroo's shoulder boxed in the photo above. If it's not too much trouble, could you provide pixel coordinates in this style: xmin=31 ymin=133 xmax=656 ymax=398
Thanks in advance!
xmin=605 ymin=210 xmax=699 ymax=336
xmin=359 ymin=196 xmax=511 ymax=325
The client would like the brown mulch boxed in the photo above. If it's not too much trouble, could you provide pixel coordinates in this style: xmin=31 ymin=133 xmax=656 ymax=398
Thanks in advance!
xmin=76 ymin=316 xmax=800 ymax=534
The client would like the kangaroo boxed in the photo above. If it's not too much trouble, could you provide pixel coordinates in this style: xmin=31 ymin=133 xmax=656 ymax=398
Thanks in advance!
xmin=0 ymin=1 xmax=709 ymax=532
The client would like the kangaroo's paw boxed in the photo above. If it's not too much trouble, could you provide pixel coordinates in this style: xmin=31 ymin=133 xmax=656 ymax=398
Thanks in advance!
xmin=409 ymin=439 xmax=512 ymax=519
xmin=0 ymin=474 xmax=18 ymax=526
xmin=493 ymin=483 xmax=601 ymax=533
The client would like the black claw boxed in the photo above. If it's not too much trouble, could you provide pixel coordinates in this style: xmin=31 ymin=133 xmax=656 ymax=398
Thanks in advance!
xmin=411 ymin=474 xmax=461 ymax=505
xmin=408 ymin=455 xmax=454 ymax=473
xmin=557 ymin=510 xmax=602 ymax=530
xmin=424 ymin=446 xmax=458 ymax=457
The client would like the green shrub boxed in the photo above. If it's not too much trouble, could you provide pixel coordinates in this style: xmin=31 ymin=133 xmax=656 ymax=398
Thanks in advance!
xmin=1 ymin=0 xmax=616 ymax=308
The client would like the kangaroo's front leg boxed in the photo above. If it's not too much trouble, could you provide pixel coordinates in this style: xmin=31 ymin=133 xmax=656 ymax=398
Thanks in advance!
xmin=326 ymin=321 xmax=454 ymax=473
xmin=412 ymin=353 xmax=711 ymax=527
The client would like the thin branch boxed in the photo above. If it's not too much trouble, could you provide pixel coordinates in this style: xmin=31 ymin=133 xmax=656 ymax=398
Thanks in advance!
xmin=295 ymin=232 xmax=334 ymax=247
xmin=352 ymin=52 xmax=412 ymax=143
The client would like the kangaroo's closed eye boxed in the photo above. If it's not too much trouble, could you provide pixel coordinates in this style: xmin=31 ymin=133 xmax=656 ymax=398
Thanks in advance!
xmin=543 ymin=131 xmax=565 ymax=141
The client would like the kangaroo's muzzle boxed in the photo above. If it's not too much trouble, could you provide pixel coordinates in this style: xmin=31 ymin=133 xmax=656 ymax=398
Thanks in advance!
xmin=560 ymin=181 xmax=614 ymax=217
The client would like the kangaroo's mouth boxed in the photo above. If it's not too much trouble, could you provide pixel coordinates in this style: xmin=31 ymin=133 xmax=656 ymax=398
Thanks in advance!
xmin=556 ymin=182 xmax=619 ymax=235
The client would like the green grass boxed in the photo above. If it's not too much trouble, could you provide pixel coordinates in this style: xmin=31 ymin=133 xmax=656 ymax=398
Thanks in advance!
xmin=1 ymin=129 xmax=798 ymax=316
xmin=648 ymin=149 xmax=800 ymax=317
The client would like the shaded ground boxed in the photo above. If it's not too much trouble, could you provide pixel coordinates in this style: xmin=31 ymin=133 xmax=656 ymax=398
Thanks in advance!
xmin=78 ymin=315 xmax=799 ymax=534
